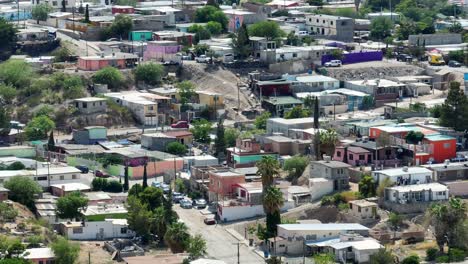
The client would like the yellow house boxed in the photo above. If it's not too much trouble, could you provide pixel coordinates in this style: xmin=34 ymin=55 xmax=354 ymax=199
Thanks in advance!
xmin=197 ymin=91 xmax=224 ymax=109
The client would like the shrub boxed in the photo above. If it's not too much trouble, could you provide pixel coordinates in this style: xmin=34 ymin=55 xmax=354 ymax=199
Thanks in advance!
xmin=321 ymin=195 xmax=334 ymax=206
xmin=436 ymin=255 xmax=449 ymax=263
xmin=401 ymin=255 xmax=420 ymax=264
xmin=449 ymin=248 xmax=466 ymax=262
xmin=426 ymin=248 xmax=438 ymax=261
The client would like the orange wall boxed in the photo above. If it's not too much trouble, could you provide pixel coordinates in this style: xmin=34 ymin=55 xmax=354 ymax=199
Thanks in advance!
xmin=209 ymin=175 xmax=245 ymax=196
xmin=131 ymin=159 xmax=183 ymax=179
xmin=428 ymin=139 xmax=457 ymax=163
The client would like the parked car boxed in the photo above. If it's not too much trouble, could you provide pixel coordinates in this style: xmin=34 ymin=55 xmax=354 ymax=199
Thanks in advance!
xmin=75 ymin=165 xmax=89 ymax=174
xmin=297 ymin=31 xmax=308 ymax=36
xmin=324 ymin=60 xmax=342 ymax=67
xmin=397 ymin=54 xmax=413 ymax=62
xmin=195 ymin=55 xmax=211 ymax=63
xmin=194 ymin=199 xmax=207 ymax=209
xmin=204 ymin=217 xmax=216 ymax=225
xmin=173 ymin=192 xmax=184 ymax=203
xmin=180 ymin=199 xmax=193 ymax=209
xmin=171 ymin=121 xmax=189 ymax=129
xmin=163 ymin=60 xmax=180 ymax=66
xmin=161 ymin=183 xmax=170 ymax=194
xmin=182 ymin=55 xmax=192 ymax=60
xmin=448 ymin=60 xmax=462 ymax=67
xmin=95 ymin=170 xmax=109 ymax=178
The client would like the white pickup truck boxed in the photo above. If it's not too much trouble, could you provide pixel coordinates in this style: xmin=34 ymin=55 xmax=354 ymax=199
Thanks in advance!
xmin=195 ymin=55 xmax=212 ymax=63
xmin=324 ymin=60 xmax=342 ymax=67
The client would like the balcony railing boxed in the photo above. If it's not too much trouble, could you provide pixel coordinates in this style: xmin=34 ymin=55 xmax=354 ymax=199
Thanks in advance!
xmin=390 ymin=136 xmax=433 ymax=154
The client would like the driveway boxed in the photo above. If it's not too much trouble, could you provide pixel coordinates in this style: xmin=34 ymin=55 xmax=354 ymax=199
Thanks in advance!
xmin=174 ymin=205 xmax=264 ymax=264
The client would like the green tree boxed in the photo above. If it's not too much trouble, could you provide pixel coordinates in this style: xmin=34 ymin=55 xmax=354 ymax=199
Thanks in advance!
xmin=134 ymin=63 xmax=164 ymax=86
xmin=254 ymin=112 xmax=271 ymax=130
xmin=0 ymin=84 xmax=16 ymax=104
xmin=91 ymin=178 xmax=108 ymax=191
xmin=307 ymin=0 xmax=324 ymax=5
xmin=164 ymin=222 xmax=191 ymax=253
xmin=139 ymin=186 xmax=164 ymax=210
xmin=194 ymin=6 xmax=228 ymax=31
xmin=193 ymin=44 xmax=210 ymax=56
xmin=52 ymin=47 xmax=72 ymax=63
xmin=331 ymin=49 xmax=344 ymax=61
xmin=361 ymin=95 xmax=374 ymax=110
xmin=257 ymin=156 xmax=280 ymax=189
xmin=190 ymin=119 xmax=212 ymax=144
xmin=48 ymin=131 xmax=55 ymax=151
xmin=248 ymin=21 xmax=286 ymax=41
xmin=166 ymin=142 xmax=187 ymax=156
xmin=4 ymin=176 xmax=42 ymax=208
xmin=401 ymin=255 xmax=420 ymax=264
xmin=25 ymin=115 xmax=55 ymax=140
xmin=405 ymin=131 xmax=424 ymax=144
xmin=284 ymin=105 xmax=310 ymax=119
xmin=105 ymin=180 xmax=123 ymax=193
xmin=358 ymin=175 xmax=376 ymax=198
xmin=31 ymin=3 xmax=52 ymax=23
xmin=286 ymin=31 xmax=300 ymax=46
xmin=425 ymin=248 xmax=438 ymax=261
xmin=187 ymin=234 xmax=207 ymax=260
xmin=92 ymin=66 xmax=124 ymax=90
xmin=319 ymin=129 xmax=339 ymax=157
xmin=263 ymin=186 xmax=284 ymax=237
xmin=84 ymin=4 xmax=90 ymax=23
xmin=126 ymin=196 xmax=152 ymax=240
xmin=5 ymin=162 xmax=25 ymax=170
xmin=224 ymin=128 xmax=240 ymax=147
xmin=123 ymin=166 xmax=129 ymax=192
xmin=313 ymin=253 xmax=335 ymax=264
xmin=175 ymin=178 xmax=186 ymax=193
xmin=51 ymin=236 xmax=80 ymax=264
xmin=376 ymin=177 xmax=392 ymax=197
xmin=0 ymin=203 xmax=18 ymax=224
xmin=214 ymin=118 xmax=226 ymax=159
xmin=128 ymin=183 xmax=143 ymax=197
xmin=370 ymin=17 xmax=393 ymax=40
xmin=439 ymin=82 xmax=468 ymax=131
xmin=230 ymin=23 xmax=251 ymax=59
xmin=396 ymin=18 xmax=417 ymax=40
xmin=177 ymin=81 xmax=196 ymax=107
xmin=0 ymin=59 xmax=35 ymax=89
xmin=56 ymin=192 xmax=89 ymax=221
xmin=142 ymin=163 xmax=148 ymax=189
xmin=151 ymin=206 xmax=167 ymax=240
xmin=388 ymin=212 xmax=403 ymax=239
xmin=0 ymin=18 xmax=17 ymax=53
xmin=283 ymin=156 xmax=308 ymax=183
xmin=110 ymin=14 xmax=133 ymax=39
xmin=205 ymin=21 xmax=222 ymax=35
xmin=449 ymin=22 xmax=464 ymax=33
xmin=369 ymin=248 xmax=395 ymax=264
xmin=0 ymin=107 xmax=10 ymax=138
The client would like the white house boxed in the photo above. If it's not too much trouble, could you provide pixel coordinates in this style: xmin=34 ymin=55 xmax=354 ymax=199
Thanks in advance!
xmin=348 ymin=199 xmax=378 ymax=221
xmin=272 ymin=223 xmax=369 ymax=255
xmin=372 ymin=166 xmax=433 ymax=185
xmin=384 ymin=182 xmax=449 ymax=204
xmin=60 ymin=219 xmax=135 ymax=240
xmin=0 ymin=166 xmax=81 ymax=187
xmin=293 ymin=75 xmax=340 ymax=91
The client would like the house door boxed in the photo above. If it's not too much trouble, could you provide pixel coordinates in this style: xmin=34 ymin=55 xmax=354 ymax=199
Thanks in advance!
xmin=334 ymin=180 xmax=338 ymax=190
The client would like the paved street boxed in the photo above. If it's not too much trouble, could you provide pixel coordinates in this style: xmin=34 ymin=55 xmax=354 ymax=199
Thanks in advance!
xmin=174 ymin=205 xmax=264 ymax=264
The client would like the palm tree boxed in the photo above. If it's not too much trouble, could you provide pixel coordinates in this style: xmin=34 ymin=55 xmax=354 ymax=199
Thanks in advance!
xmin=152 ymin=206 xmax=166 ymax=241
xmin=319 ymin=129 xmax=339 ymax=156
xmin=164 ymin=222 xmax=190 ymax=253
xmin=256 ymin=156 xmax=281 ymax=190
xmin=263 ymin=186 xmax=284 ymax=237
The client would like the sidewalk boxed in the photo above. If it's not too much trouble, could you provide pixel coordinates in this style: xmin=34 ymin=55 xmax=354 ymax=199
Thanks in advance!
xmin=225 ymin=228 xmax=266 ymax=259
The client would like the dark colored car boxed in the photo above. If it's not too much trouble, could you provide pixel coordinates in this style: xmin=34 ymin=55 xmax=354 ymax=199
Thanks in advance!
xmin=448 ymin=60 xmax=462 ymax=67
xmin=397 ymin=54 xmax=413 ymax=62
xmin=76 ymin=165 xmax=89 ymax=173
xmin=95 ymin=170 xmax=109 ymax=178
xmin=171 ymin=121 xmax=189 ymax=129
xmin=204 ymin=217 xmax=216 ymax=225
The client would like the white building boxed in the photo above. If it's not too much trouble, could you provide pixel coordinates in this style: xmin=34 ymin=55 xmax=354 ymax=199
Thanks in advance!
xmin=348 ymin=199 xmax=378 ymax=221
xmin=0 ymin=166 xmax=81 ymax=187
xmin=309 ymin=177 xmax=334 ymax=200
xmin=272 ymin=223 xmax=369 ymax=255
xmin=372 ymin=166 xmax=433 ymax=185
xmin=60 ymin=219 xmax=135 ymax=240
xmin=292 ymin=75 xmax=340 ymax=91
xmin=384 ymin=182 xmax=449 ymax=204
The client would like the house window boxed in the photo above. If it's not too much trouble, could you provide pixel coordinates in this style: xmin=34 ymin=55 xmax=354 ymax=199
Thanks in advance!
xmin=293 ymin=53 xmax=297 ymax=58
xmin=359 ymin=154 xmax=365 ymax=160
xmin=330 ymin=21 xmax=333 ymax=25
xmin=358 ymin=206 xmax=361 ymax=212
xmin=93 ymin=103 xmax=96 ymax=107
xmin=443 ymin=143 xmax=451 ymax=149
xmin=52 ymin=1 xmax=57 ymax=5
xmin=316 ymin=19 xmax=319 ymax=22
xmin=60 ymin=176 xmax=64 ymax=180
xmin=121 ymin=227 xmax=128 ymax=234
xmin=337 ymin=152 xmax=341 ymax=157
xmin=73 ymin=227 xmax=83 ymax=234
xmin=37 ymin=176 xmax=47 ymax=181
xmin=82 ymin=102 xmax=87 ymax=108
xmin=72 ymin=174 xmax=77 ymax=179
xmin=349 ymin=154 xmax=354 ymax=160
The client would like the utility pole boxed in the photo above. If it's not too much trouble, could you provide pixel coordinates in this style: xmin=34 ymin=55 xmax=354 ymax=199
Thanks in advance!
xmin=236 ymin=242 xmax=240 ymax=264
xmin=88 ymin=251 xmax=91 ymax=264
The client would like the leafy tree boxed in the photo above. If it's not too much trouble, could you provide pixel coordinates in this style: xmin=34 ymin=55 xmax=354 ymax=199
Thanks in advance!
xmin=205 ymin=21 xmax=222 ymax=35
xmin=401 ymin=255 xmax=420 ymax=264
xmin=164 ymin=222 xmax=191 ymax=253
xmin=152 ymin=206 xmax=167 ymax=240
xmin=358 ymin=175 xmax=376 ymax=198
xmin=376 ymin=177 xmax=392 ymax=197
xmin=206 ymin=0 xmax=218 ymax=7
xmin=248 ymin=21 xmax=286 ymax=41
xmin=231 ymin=23 xmax=251 ymax=59
xmin=388 ymin=212 xmax=403 ymax=239
xmin=134 ymin=62 xmax=164 ymax=86
xmin=163 ymin=190 xmax=177 ymax=225
xmin=405 ymin=131 xmax=424 ymax=144
xmin=0 ymin=203 xmax=17 ymax=224
xmin=52 ymin=47 xmax=72 ymax=63
xmin=361 ymin=95 xmax=374 ymax=110
xmin=0 ymin=59 xmax=35 ymax=89
xmin=286 ymin=31 xmax=300 ymax=46
xmin=257 ymin=156 xmax=280 ymax=189
xmin=128 ymin=183 xmax=143 ymax=197
xmin=284 ymin=105 xmax=310 ymax=119
xmin=126 ymin=196 xmax=152 ymax=240
xmin=425 ymin=248 xmax=438 ymax=261
xmin=51 ymin=236 xmax=80 ymax=264
xmin=91 ymin=177 xmax=108 ymax=191
xmin=177 ymin=81 xmax=196 ymax=107
xmin=369 ymin=248 xmax=395 ymax=264
xmin=187 ymin=234 xmax=207 ymax=260
xmin=313 ymin=253 xmax=335 ymax=264
xmin=193 ymin=44 xmax=210 ymax=56
xmin=3 ymin=162 xmax=25 ymax=171
xmin=254 ymin=112 xmax=271 ymax=130
xmin=56 ymin=192 xmax=88 ymax=221
xmin=84 ymin=4 xmax=90 ymax=23
xmin=106 ymin=180 xmax=123 ymax=192
xmin=396 ymin=18 xmax=417 ymax=40
xmin=110 ymin=14 xmax=133 ymax=39
xmin=139 ymin=186 xmax=164 ymax=210
xmin=24 ymin=115 xmax=55 ymax=140
xmin=439 ymin=82 xmax=468 ymax=131
xmin=48 ymin=131 xmax=55 ymax=151
xmin=166 ymin=142 xmax=187 ymax=156
xmin=214 ymin=118 xmax=226 ymax=159
xmin=4 ymin=177 xmax=41 ymax=208
xmin=370 ymin=17 xmax=393 ymax=40
xmin=194 ymin=6 xmax=228 ymax=31
xmin=190 ymin=119 xmax=212 ymax=144
xmin=0 ymin=18 xmax=16 ymax=53
xmin=429 ymin=198 xmax=467 ymax=252
xmin=123 ymin=166 xmax=129 ymax=192
xmin=31 ymin=3 xmax=52 ymax=23
xmin=92 ymin=66 xmax=124 ymax=90
xmin=283 ymin=156 xmax=308 ymax=183
xmin=331 ymin=49 xmax=344 ymax=61
xmin=319 ymin=129 xmax=339 ymax=157
xmin=0 ymin=84 xmax=16 ymax=104
xmin=0 ymin=106 xmax=10 ymax=138
xmin=224 ymin=128 xmax=240 ymax=147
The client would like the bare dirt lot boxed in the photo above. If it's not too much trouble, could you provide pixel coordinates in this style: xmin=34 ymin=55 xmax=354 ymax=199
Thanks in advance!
xmin=78 ymin=242 xmax=117 ymax=264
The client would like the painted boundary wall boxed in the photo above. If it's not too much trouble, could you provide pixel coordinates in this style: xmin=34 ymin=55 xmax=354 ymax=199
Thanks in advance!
xmin=321 ymin=51 xmax=383 ymax=65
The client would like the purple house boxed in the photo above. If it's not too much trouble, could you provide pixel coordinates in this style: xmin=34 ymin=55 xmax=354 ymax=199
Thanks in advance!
xmin=143 ymin=40 xmax=181 ymax=62
xmin=334 ymin=146 xmax=373 ymax=166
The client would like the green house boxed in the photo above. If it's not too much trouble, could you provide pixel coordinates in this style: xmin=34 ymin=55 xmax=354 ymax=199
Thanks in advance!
xmin=128 ymin=31 xmax=153 ymax=41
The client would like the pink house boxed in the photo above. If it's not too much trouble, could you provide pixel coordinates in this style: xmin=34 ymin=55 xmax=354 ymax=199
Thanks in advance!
xmin=334 ymin=146 xmax=373 ymax=166
xmin=77 ymin=53 xmax=138 ymax=71
xmin=208 ymin=170 xmax=245 ymax=202
xmin=143 ymin=40 xmax=181 ymax=62
xmin=23 ymin=248 xmax=55 ymax=264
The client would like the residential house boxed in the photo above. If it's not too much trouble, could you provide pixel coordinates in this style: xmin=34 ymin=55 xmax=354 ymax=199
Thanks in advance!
xmin=72 ymin=126 xmax=107 ymax=145
xmin=372 ymin=166 xmax=433 ymax=185
xmin=226 ymin=138 xmax=278 ymax=168
xmin=346 ymin=119 xmax=397 ymax=137
xmin=272 ymin=223 xmax=369 ymax=255
xmin=153 ymin=31 xmax=194 ymax=46
xmin=266 ymin=117 xmax=316 ymax=137
xmin=223 ymin=9 xmax=265 ymax=32
xmin=333 ymin=146 xmax=373 ymax=166
xmin=208 ymin=170 xmax=245 ymax=202
xmin=197 ymin=91 xmax=224 ymax=110
xmin=73 ymin=97 xmax=107 ymax=114
xmin=77 ymin=53 xmax=138 ymax=71
xmin=149 ymin=86 xmax=178 ymax=102
xmin=348 ymin=200 xmax=378 ymax=222
xmin=328 ymin=89 xmax=371 ymax=111
xmin=51 ymin=183 xmax=91 ymax=197
xmin=294 ymin=92 xmax=348 ymax=115
xmin=141 ymin=131 xmax=192 ymax=151
xmin=309 ymin=177 xmax=334 ymax=200
xmin=163 ymin=130 xmax=193 ymax=145
xmin=408 ymin=33 xmax=462 ymax=46
xmin=261 ymin=96 xmax=304 ymax=117
xmin=391 ymin=75 xmax=433 ymax=97
xmin=344 ymin=79 xmax=405 ymax=106
xmin=309 ymin=157 xmax=351 ymax=191
xmin=264 ymin=135 xmax=310 ymax=155
xmin=82 ymin=203 xmax=127 ymax=221
xmin=143 ymin=40 xmax=181 ymax=62
xmin=384 ymin=183 xmax=449 ymax=204
xmin=59 ymin=219 xmax=135 ymax=240
xmin=0 ymin=187 xmax=8 ymax=202
xmin=183 ymin=155 xmax=218 ymax=171
xmin=250 ymin=36 xmax=276 ymax=58
xmin=423 ymin=160 xmax=468 ymax=181
xmin=0 ymin=146 xmax=35 ymax=158
xmin=128 ymin=30 xmax=153 ymax=41
xmin=259 ymin=45 xmax=337 ymax=64
xmin=0 ymin=166 xmax=82 ymax=187
xmin=16 ymin=28 xmax=50 ymax=41
xmin=23 ymin=248 xmax=55 ymax=264
xmin=305 ymin=14 xmax=354 ymax=42
xmin=111 ymin=5 xmax=134 ymax=14
xmin=291 ymin=75 xmax=340 ymax=92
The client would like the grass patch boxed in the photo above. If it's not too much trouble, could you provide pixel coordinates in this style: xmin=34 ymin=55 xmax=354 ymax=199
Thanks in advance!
xmin=86 ymin=213 xmax=127 ymax=222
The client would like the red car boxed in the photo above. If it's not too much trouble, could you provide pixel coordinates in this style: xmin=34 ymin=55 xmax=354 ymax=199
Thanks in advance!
xmin=204 ymin=217 xmax=216 ymax=225
xmin=171 ymin=121 xmax=189 ymax=129
xmin=95 ymin=170 xmax=109 ymax=178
